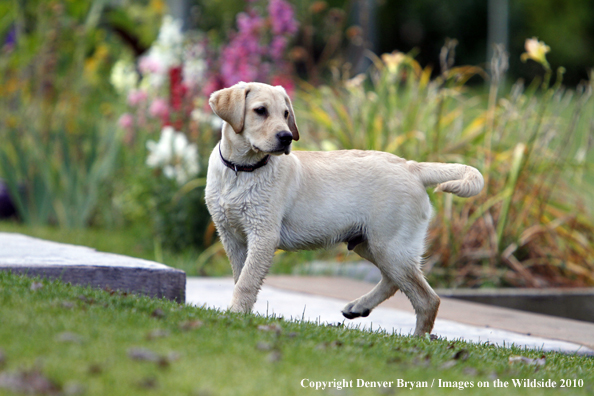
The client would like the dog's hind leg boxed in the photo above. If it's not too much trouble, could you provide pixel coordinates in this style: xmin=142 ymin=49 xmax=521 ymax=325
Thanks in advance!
xmin=341 ymin=244 xmax=399 ymax=319
xmin=341 ymin=275 xmax=399 ymax=319
xmin=381 ymin=255 xmax=440 ymax=336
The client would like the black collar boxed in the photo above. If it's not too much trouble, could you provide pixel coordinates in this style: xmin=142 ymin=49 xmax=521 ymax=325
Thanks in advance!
xmin=219 ymin=144 xmax=270 ymax=174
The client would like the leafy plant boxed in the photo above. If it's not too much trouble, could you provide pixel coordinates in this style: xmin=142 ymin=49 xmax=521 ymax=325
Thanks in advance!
xmin=0 ymin=1 xmax=132 ymax=228
xmin=294 ymin=42 xmax=594 ymax=288
xmin=0 ymin=122 xmax=120 ymax=228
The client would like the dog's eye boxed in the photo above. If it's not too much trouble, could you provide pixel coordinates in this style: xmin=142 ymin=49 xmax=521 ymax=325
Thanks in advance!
xmin=254 ymin=107 xmax=267 ymax=116
xmin=284 ymin=110 xmax=289 ymax=119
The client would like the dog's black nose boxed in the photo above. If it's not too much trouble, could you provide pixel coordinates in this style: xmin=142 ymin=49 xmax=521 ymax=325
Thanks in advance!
xmin=276 ymin=131 xmax=293 ymax=146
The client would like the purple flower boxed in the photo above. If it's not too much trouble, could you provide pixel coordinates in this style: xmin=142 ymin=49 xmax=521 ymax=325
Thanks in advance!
xmin=237 ymin=11 xmax=264 ymax=36
xmin=4 ymin=26 xmax=16 ymax=46
xmin=0 ymin=179 xmax=18 ymax=219
xmin=268 ymin=0 xmax=299 ymax=36
xmin=270 ymin=36 xmax=288 ymax=61
xmin=220 ymin=11 xmax=267 ymax=86
xmin=217 ymin=1 xmax=298 ymax=88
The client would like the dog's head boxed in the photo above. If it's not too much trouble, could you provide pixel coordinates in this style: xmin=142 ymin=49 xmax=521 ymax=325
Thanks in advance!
xmin=209 ymin=82 xmax=299 ymax=155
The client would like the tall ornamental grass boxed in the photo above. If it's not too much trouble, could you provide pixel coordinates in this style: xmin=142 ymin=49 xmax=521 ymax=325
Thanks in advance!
xmin=294 ymin=42 xmax=594 ymax=288
xmin=0 ymin=1 xmax=124 ymax=228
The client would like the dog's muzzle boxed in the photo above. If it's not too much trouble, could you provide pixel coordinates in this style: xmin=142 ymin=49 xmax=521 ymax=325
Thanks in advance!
xmin=276 ymin=131 xmax=293 ymax=154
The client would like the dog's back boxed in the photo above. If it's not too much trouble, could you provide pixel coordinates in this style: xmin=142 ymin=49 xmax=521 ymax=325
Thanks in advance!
xmin=279 ymin=150 xmax=433 ymax=251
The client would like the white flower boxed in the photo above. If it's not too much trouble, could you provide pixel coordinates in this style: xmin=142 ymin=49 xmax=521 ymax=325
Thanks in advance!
xmin=210 ymin=116 xmax=223 ymax=130
xmin=183 ymin=44 xmax=207 ymax=87
xmin=146 ymin=126 xmax=200 ymax=185
xmin=140 ymin=16 xmax=185 ymax=82
xmin=158 ymin=15 xmax=185 ymax=49
xmin=191 ymin=109 xmax=223 ymax=130
xmin=110 ymin=59 xmax=138 ymax=94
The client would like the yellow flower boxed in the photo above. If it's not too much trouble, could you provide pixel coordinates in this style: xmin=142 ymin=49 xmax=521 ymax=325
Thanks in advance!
xmin=520 ymin=37 xmax=550 ymax=69
xmin=149 ymin=0 xmax=165 ymax=13
xmin=381 ymin=51 xmax=407 ymax=74
xmin=344 ymin=73 xmax=366 ymax=89
xmin=320 ymin=140 xmax=338 ymax=151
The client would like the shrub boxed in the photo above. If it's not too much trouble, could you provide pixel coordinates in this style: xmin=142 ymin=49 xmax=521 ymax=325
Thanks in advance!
xmin=294 ymin=42 xmax=594 ymax=287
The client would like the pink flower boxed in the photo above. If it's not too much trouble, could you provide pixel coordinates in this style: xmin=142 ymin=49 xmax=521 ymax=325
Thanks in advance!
xmin=127 ymin=89 xmax=148 ymax=106
xmin=149 ymin=98 xmax=170 ymax=121
xmin=214 ymin=1 xmax=298 ymax=88
xmin=118 ymin=113 xmax=134 ymax=130
xmin=139 ymin=56 xmax=163 ymax=74
xmin=271 ymin=74 xmax=295 ymax=97
xmin=220 ymin=30 xmax=263 ymax=86
xmin=268 ymin=0 xmax=299 ymax=36
xmin=202 ymin=77 xmax=224 ymax=98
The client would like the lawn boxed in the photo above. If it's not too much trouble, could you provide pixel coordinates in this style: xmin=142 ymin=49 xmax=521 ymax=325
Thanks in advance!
xmin=0 ymin=272 xmax=592 ymax=396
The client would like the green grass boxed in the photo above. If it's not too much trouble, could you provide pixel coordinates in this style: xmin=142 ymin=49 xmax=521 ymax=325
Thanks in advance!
xmin=0 ymin=272 xmax=593 ymax=396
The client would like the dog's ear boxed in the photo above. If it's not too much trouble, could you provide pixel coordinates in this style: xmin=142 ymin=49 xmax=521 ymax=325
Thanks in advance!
xmin=209 ymin=84 xmax=249 ymax=134
xmin=280 ymin=90 xmax=300 ymax=141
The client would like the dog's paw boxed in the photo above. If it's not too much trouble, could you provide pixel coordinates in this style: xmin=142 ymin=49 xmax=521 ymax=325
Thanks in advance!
xmin=229 ymin=303 xmax=251 ymax=314
xmin=341 ymin=302 xmax=371 ymax=320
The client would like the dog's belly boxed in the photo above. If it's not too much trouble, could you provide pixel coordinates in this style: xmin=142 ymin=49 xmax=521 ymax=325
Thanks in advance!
xmin=278 ymin=220 xmax=366 ymax=251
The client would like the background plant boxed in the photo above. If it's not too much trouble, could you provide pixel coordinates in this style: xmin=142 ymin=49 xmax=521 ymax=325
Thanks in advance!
xmin=2 ymin=0 xmax=594 ymax=288
xmin=294 ymin=42 xmax=594 ymax=288
xmin=0 ymin=1 xmax=138 ymax=227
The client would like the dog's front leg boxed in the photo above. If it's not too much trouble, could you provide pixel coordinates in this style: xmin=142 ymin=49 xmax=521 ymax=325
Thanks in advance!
xmin=218 ymin=229 xmax=248 ymax=283
xmin=229 ymin=234 xmax=277 ymax=314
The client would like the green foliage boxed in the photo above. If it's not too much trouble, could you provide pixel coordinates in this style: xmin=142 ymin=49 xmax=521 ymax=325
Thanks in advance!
xmin=294 ymin=49 xmax=594 ymax=288
xmin=1 ymin=272 xmax=593 ymax=395
xmin=516 ymin=0 xmax=594 ymax=77
xmin=0 ymin=0 xmax=170 ymax=229
xmin=191 ymin=0 xmax=246 ymax=38
xmin=2 ymin=0 xmax=594 ymax=289
xmin=152 ymin=178 xmax=211 ymax=252
xmin=0 ymin=1 xmax=134 ymax=228
xmin=376 ymin=0 xmax=594 ymax=85
xmin=0 ymin=122 xmax=120 ymax=228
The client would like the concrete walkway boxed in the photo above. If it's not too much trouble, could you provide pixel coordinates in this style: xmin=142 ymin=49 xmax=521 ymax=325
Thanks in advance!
xmin=186 ymin=276 xmax=594 ymax=355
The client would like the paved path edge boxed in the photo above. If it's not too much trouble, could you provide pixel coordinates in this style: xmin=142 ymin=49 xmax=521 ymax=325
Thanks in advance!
xmin=1 ymin=265 xmax=186 ymax=303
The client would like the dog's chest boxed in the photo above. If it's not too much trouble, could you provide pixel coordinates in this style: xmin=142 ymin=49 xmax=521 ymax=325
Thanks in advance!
xmin=206 ymin=176 xmax=273 ymax=238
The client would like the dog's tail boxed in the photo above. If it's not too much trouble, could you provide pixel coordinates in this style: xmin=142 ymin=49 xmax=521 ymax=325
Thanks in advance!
xmin=412 ymin=161 xmax=484 ymax=198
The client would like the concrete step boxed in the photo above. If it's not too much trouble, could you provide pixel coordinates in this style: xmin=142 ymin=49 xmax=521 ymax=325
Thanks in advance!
xmin=0 ymin=233 xmax=185 ymax=302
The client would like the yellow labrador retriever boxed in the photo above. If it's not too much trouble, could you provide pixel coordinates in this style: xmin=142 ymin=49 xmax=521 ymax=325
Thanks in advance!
xmin=205 ymin=82 xmax=483 ymax=336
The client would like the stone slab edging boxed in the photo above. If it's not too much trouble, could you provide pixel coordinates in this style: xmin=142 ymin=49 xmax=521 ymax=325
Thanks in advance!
xmin=0 ymin=233 xmax=185 ymax=303
xmin=264 ymin=275 xmax=594 ymax=351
